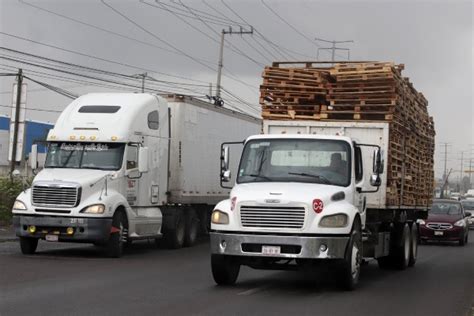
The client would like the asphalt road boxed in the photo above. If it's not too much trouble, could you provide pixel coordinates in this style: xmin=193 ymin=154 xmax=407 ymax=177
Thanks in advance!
xmin=0 ymin=237 xmax=473 ymax=316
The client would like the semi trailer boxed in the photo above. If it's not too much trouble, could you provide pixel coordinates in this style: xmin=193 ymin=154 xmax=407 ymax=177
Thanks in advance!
xmin=12 ymin=93 xmax=260 ymax=257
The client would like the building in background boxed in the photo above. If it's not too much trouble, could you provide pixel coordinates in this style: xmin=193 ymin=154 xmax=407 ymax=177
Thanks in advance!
xmin=0 ymin=115 xmax=53 ymax=176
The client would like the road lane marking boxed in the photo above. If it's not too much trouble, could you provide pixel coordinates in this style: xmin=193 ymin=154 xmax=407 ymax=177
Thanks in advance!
xmin=237 ymin=284 xmax=272 ymax=296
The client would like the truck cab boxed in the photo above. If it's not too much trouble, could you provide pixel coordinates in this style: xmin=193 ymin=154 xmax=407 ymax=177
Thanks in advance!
xmin=210 ymin=132 xmax=384 ymax=290
xmin=12 ymin=93 xmax=169 ymax=257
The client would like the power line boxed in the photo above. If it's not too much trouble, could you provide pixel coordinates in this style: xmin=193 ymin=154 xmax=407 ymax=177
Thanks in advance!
xmin=260 ymin=0 xmax=318 ymax=46
xmin=0 ymin=31 xmax=209 ymax=84
xmin=0 ymin=103 xmax=63 ymax=114
xmin=18 ymin=0 xmax=214 ymax=64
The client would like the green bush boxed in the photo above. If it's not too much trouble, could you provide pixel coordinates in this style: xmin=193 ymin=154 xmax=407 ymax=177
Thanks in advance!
xmin=0 ymin=178 xmax=29 ymax=225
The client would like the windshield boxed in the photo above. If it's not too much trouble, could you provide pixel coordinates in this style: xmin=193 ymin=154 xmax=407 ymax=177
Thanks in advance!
xmin=45 ymin=142 xmax=125 ymax=171
xmin=237 ymin=139 xmax=351 ymax=186
xmin=461 ymin=200 xmax=474 ymax=210
xmin=430 ymin=202 xmax=461 ymax=215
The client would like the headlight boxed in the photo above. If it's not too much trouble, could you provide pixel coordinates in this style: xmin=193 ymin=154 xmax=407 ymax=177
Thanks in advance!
xmin=81 ymin=204 xmax=105 ymax=214
xmin=12 ymin=200 xmax=27 ymax=210
xmin=417 ymin=219 xmax=426 ymax=225
xmin=319 ymin=214 xmax=348 ymax=227
xmin=454 ymin=219 xmax=466 ymax=227
xmin=211 ymin=210 xmax=229 ymax=225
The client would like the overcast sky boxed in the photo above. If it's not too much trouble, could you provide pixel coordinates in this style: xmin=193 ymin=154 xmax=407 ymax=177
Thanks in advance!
xmin=0 ymin=0 xmax=473 ymax=179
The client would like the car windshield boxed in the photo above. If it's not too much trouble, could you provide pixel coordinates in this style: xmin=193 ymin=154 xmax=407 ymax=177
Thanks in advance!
xmin=45 ymin=142 xmax=125 ymax=171
xmin=430 ymin=202 xmax=462 ymax=215
xmin=237 ymin=139 xmax=351 ymax=187
xmin=461 ymin=200 xmax=474 ymax=210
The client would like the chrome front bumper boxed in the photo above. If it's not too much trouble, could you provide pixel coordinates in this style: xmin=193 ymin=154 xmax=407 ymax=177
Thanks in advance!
xmin=210 ymin=232 xmax=349 ymax=259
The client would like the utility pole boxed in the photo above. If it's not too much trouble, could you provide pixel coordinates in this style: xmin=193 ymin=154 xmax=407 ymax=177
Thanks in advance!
xmin=10 ymin=68 xmax=23 ymax=180
xmin=315 ymin=37 xmax=354 ymax=62
xmin=216 ymin=26 xmax=253 ymax=101
xmin=439 ymin=142 xmax=451 ymax=183
xmin=141 ymin=73 xmax=147 ymax=93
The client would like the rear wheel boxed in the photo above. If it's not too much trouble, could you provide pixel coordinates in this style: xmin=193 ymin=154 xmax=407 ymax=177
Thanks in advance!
xmin=106 ymin=211 xmax=127 ymax=258
xmin=163 ymin=209 xmax=185 ymax=249
xmin=408 ymin=223 xmax=418 ymax=267
xmin=20 ymin=237 xmax=38 ymax=255
xmin=394 ymin=223 xmax=410 ymax=270
xmin=459 ymin=233 xmax=466 ymax=246
xmin=338 ymin=220 xmax=362 ymax=290
xmin=184 ymin=208 xmax=199 ymax=247
xmin=211 ymin=254 xmax=240 ymax=285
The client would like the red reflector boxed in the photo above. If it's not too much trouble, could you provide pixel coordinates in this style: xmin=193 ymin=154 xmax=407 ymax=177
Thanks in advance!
xmin=110 ymin=226 xmax=121 ymax=233
xmin=312 ymin=199 xmax=324 ymax=213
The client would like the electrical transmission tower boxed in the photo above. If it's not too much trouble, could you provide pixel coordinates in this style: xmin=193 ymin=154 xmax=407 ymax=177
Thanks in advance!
xmin=315 ymin=37 xmax=354 ymax=62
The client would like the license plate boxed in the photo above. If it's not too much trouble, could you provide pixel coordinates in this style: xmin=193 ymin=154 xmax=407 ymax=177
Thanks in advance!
xmin=45 ymin=234 xmax=59 ymax=242
xmin=434 ymin=231 xmax=444 ymax=236
xmin=262 ymin=245 xmax=281 ymax=255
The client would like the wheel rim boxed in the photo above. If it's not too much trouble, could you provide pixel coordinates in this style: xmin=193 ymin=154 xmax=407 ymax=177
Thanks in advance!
xmin=351 ymin=243 xmax=361 ymax=279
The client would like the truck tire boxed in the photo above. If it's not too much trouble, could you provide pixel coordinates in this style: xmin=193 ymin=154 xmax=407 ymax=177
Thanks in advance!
xmin=211 ymin=254 xmax=240 ymax=285
xmin=163 ymin=209 xmax=185 ymax=249
xmin=459 ymin=233 xmax=466 ymax=246
xmin=184 ymin=208 xmax=199 ymax=247
xmin=338 ymin=220 xmax=362 ymax=291
xmin=393 ymin=223 xmax=410 ymax=270
xmin=106 ymin=211 xmax=127 ymax=258
xmin=408 ymin=223 xmax=418 ymax=267
xmin=20 ymin=237 xmax=39 ymax=255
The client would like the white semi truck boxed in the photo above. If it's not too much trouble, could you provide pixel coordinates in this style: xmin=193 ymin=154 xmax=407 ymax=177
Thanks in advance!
xmin=12 ymin=93 xmax=260 ymax=257
xmin=210 ymin=120 xmax=429 ymax=290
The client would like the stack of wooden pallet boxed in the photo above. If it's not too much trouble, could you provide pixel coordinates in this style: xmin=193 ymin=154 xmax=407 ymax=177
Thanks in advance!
xmin=260 ymin=66 xmax=329 ymax=119
xmin=259 ymin=61 xmax=435 ymax=207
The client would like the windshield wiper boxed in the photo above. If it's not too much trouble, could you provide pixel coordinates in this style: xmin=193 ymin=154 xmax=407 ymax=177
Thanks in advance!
xmin=287 ymin=172 xmax=331 ymax=184
xmin=242 ymin=173 xmax=272 ymax=181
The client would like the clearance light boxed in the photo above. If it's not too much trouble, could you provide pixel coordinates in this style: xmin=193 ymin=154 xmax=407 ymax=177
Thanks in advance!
xmin=49 ymin=135 xmax=56 ymax=140
xmin=69 ymin=135 xmax=76 ymax=140
xmin=80 ymin=136 xmax=86 ymax=140
xmin=111 ymin=136 xmax=118 ymax=141
xmin=28 ymin=226 xmax=36 ymax=234
xmin=312 ymin=199 xmax=324 ymax=214
xmin=66 ymin=227 xmax=74 ymax=235
xmin=90 ymin=136 xmax=96 ymax=140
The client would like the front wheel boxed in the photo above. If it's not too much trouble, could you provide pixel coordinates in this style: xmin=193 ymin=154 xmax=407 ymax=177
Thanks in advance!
xmin=106 ymin=212 xmax=127 ymax=258
xmin=20 ymin=237 xmax=38 ymax=255
xmin=338 ymin=220 xmax=362 ymax=291
xmin=211 ymin=254 xmax=240 ymax=285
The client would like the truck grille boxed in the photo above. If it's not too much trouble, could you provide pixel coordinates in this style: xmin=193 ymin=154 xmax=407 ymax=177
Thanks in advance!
xmin=426 ymin=223 xmax=452 ymax=230
xmin=32 ymin=185 xmax=80 ymax=207
xmin=240 ymin=205 xmax=306 ymax=229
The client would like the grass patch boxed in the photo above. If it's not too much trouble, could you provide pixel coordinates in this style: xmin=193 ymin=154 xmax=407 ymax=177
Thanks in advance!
xmin=0 ymin=177 xmax=29 ymax=225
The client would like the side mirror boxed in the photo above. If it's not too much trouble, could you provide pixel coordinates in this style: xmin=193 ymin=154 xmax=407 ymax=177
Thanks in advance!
xmin=30 ymin=144 xmax=38 ymax=170
xmin=222 ymin=146 xmax=230 ymax=171
xmin=138 ymin=147 xmax=149 ymax=173
xmin=465 ymin=212 xmax=472 ymax=218
xmin=372 ymin=148 xmax=384 ymax=174
xmin=222 ymin=170 xmax=231 ymax=182
xmin=370 ymin=174 xmax=381 ymax=187
xmin=221 ymin=146 xmax=231 ymax=182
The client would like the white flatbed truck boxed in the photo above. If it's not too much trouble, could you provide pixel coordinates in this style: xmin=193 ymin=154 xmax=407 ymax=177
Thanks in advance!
xmin=210 ymin=120 xmax=430 ymax=290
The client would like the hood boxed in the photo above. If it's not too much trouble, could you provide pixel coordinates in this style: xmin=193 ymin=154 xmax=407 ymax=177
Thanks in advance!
xmin=231 ymin=182 xmax=350 ymax=206
xmin=33 ymin=168 xmax=112 ymax=187
xmin=427 ymin=213 xmax=462 ymax=224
